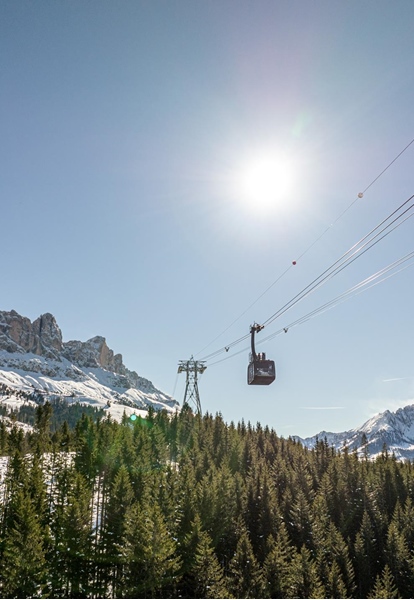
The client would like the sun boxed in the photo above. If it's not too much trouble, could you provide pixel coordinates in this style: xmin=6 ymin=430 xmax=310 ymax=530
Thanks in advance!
xmin=238 ymin=155 xmax=294 ymax=211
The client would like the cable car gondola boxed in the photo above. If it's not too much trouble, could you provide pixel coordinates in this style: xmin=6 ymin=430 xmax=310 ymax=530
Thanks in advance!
xmin=247 ymin=324 xmax=276 ymax=385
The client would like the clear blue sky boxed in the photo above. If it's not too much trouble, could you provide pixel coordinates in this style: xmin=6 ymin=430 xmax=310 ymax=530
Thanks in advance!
xmin=2 ymin=0 xmax=414 ymax=438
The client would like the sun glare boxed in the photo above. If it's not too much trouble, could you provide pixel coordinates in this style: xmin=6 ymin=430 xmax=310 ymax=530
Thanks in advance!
xmin=238 ymin=155 xmax=294 ymax=211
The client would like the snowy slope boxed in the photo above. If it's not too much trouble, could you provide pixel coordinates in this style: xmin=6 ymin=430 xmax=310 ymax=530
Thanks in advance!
xmin=0 ymin=310 xmax=179 ymax=423
xmin=294 ymin=404 xmax=414 ymax=461
xmin=0 ymin=350 xmax=178 ymax=422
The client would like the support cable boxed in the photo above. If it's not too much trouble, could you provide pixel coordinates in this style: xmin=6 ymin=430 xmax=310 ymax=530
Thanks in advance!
xmin=199 ymin=194 xmax=414 ymax=362
xmin=262 ymin=195 xmax=414 ymax=327
xmin=206 ymin=250 xmax=414 ymax=367
xmin=195 ymin=138 xmax=414 ymax=357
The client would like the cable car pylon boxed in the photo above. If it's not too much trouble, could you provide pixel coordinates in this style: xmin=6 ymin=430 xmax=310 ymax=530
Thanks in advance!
xmin=177 ymin=356 xmax=207 ymax=415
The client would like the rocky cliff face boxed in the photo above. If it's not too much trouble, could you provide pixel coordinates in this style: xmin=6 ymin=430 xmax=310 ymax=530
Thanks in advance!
xmin=0 ymin=310 xmax=130 ymax=376
xmin=62 ymin=336 xmax=125 ymax=374
xmin=0 ymin=310 xmax=62 ymax=359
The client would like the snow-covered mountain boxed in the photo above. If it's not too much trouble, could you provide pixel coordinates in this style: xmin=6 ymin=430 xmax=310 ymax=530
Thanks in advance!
xmin=0 ymin=310 xmax=178 ymax=421
xmin=294 ymin=404 xmax=414 ymax=461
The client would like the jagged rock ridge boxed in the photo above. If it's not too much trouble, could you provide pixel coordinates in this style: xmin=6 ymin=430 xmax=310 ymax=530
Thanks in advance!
xmin=0 ymin=310 xmax=125 ymax=372
xmin=0 ymin=309 xmax=178 ymax=415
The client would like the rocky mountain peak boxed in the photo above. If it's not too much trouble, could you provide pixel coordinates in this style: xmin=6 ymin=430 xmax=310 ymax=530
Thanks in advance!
xmin=33 ymin=313 xmax=63 ymax=356
xmin=0 ymin=309 xmax=177 ymax=415
xmin=295 ymin=402 xmax=414 ymax=461
xmin=0 ymin=310 xmax=62 ymax=359
xmin=62 ymin=335 xmax=126 ymax=374
xmin=0 ymin=310 xmax=126 ymax=374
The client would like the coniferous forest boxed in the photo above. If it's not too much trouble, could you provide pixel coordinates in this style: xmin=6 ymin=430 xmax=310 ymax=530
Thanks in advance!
xmin=1 ymin=402 xmax=414 ymax=598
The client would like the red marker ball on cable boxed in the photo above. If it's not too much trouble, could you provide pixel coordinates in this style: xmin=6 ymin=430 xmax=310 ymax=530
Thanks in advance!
xmin=292 ymin=260 xmax=297 ymax=265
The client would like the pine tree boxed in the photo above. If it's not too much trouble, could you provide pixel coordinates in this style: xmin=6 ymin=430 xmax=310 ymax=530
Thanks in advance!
xmin=175 ymin=455 xmax=198 ymax=543
xmin=354 ymin=507 xmax=381 ymax=595
xmin=74 ymin=413 xmax=98 ymax=484
xmin=34 ymin=401 xmax=52 ymax=454
xmin=392 ymin=497 xmax=414 ymax=546
xmin=50 ymin=470 xmax=93 ymax=598
xmin=288 ymin=545 xmax=326 ymax=599
xmin=28 ymin=453 xmax=49 ymax=528
xmin=99 ymin=464 xmax=135 ymax=597
xmin=368 ymin=564 xmax=401 ymax=599
xmin=212 ymin=465 xmax=239 ymax=564
xmin=59 ymin=419 xmax=72 ymax=451
xmin=0 ymin=419 xmax=8 ymax=454
xmin=385 ymin=520 xmax=413 ymax=597
xmin=227 ymin=528 xmax=265 ymax=599
xmin=121 ymin=501 xmax=181 ymax=598
xmin=6 ymin=424 xmax=26 ymax=456
xmin=288 ymin=488 xmax=313 ymax=549
xmin=1 ymin=447 xmax=28 ymax=535
xmin=263 ymin=527 xmax=296 ymax=599
xmin=244 ymin=461 xmax=279 ymax=562
xmin=192 ymin=526 xmax=229 ymax=598
xmin=315 ymin=521 xmax=356 ymax=597
xmin=324 ymin=560 xmax=348 ymax=598
xmin=0 ymin=488 xmax=47 ymax=598
xmin=180 ymin=515 xmax=229 ymax=599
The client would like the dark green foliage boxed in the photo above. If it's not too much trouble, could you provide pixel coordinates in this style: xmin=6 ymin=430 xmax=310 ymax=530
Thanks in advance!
xmin=288 ymin=545 xmax=326 ymax=599
xmin=227 ymin=527 xmax=266 ymax=598
xmin=0 ymin=391 xmax=106 ymax=432
xmin=179 ymin=515 xmax=229 ymax=599
xmin=2 ymin=404 xmax=414 ymax=597
xmin=189 ymin=527 xmax=229 ymax=598
xmin=368 ymin=564 xmax=401 ymax=599
xmin=263 ymin=527 xmax=296 ymax=598
xmin=0 ymin=488 xmax=47 ymax=598
xmin=0 ymin=420 xmax=8 ymax=454
xmin=120 ymin=501 xmax=181 ymax=598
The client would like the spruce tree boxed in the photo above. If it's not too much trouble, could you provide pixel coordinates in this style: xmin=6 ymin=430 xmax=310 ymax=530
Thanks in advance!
xmin=0 ymin=419 xmax=8 ymax=454
xmin=385 ymin=520 xmax=413 ymax=597
xmin=288 ymin=488 xmax=313 ymax=549
xmin=121 ymin=501 xmax=181 ymax=598
xmin=263 ymin=527 xmax=296 ymax=599
xmin=192 ymin=527 xmax=229 ymax=599
xmin=2 ymin=447 xmax=28 ymax=536
xmin=50 ymin=470 xmax=93 ymax=598
xmin=315 ymin=521 xmax=356 ymax=597
xmin=288 ymin=545 xmax=326 ymax=599
xmin=74 ymin=413 xmax=98 ymax=484
xmin=227 ymin=528 xmax=265 ymax=599
xmin=368 ymin=564 xmax=401 ymax=599
xmin=324 ymin=560 xmax=348 ymax=599
xmin=175 ymin=455 xmax=198 ymax=543
xmin=0 ymin=488 xmax=47 ymax=598
xmin=180 ymin=515 xmax=229 ymax=599
xmin=99 ymin=464 xmax=135 ymax=597
xmin=34 ymin=402 xmax=52 ymax=454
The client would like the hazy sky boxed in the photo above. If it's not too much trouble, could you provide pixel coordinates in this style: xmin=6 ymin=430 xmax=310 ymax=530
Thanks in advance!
xmin=2 ymin=0 xmax=414 ymax=438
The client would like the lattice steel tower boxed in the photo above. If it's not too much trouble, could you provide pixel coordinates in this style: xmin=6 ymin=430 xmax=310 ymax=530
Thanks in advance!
xmin=177 ymin=356 xmax=207 ymax=415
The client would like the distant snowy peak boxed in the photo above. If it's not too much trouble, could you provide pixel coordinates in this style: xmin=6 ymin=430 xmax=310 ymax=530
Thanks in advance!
xmin=0 ymin=309 xmax=178 ymax=416
xmin=295 ymin=404 xmax=414 ymax=461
